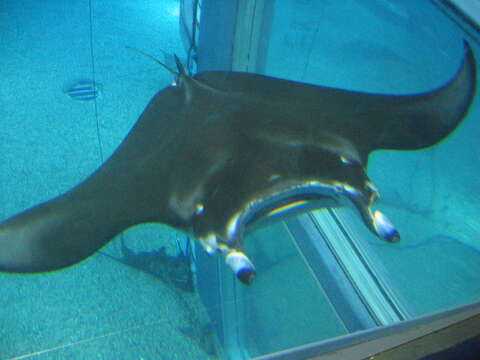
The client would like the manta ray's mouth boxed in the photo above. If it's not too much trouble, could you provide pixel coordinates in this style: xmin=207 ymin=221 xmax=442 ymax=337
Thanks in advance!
xmin=196 ymin=179 xmax=401 ymax=285
xmin=244 ymin=184 xmax=342 ymax=227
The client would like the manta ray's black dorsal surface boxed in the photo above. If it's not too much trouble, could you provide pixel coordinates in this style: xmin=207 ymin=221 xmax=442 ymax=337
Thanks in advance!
xmin=0 ymin=42 xmax=476 ymax=284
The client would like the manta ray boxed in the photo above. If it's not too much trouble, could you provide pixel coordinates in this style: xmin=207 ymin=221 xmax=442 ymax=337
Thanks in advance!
xmin=0 ymin=42 xmax=475 ymax=285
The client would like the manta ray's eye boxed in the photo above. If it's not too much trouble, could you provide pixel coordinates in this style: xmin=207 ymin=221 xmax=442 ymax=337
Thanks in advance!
xmin=340 ymin=156 xmax=353 ymax=165
xmin=195 ymin=203 xmax=205 ymax=215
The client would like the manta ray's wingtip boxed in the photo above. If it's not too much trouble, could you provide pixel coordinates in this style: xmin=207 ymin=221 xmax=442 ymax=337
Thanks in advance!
xmin=374 ymin=38 xmax=476 ymax=152
xmin=463 ymin=38 xmax=476 ymax=92
xmin=461 ymin=38 xmax=475 ymax=81
xmin=463 ymin=39 xmax=474 ymax=55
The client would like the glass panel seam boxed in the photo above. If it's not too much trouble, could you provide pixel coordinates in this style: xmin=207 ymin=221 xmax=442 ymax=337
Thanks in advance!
xmin=310 ymin=210 xmax=404 ymax=325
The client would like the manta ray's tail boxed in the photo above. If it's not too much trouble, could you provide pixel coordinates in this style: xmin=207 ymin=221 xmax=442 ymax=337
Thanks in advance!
xmin=374 ymin=41 xmax=476 ymax=151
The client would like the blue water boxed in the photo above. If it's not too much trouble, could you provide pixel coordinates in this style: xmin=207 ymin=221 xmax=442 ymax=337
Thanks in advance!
xmin=1 ymin=0 xmax=480 ymax=359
